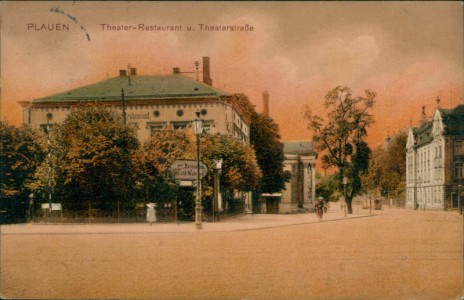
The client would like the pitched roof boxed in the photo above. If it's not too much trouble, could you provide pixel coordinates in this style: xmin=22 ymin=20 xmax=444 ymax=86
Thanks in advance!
xmin=414 ymin=121 xmax=433 ymax=147
xmin=412 ymin=104 xmax=464 ymax=148
xmin=441 ymin=104 xmax=464 ymax=134
xmin=33 ymin=74 xmax=230 ymax=103
xmin=283 ymin=140 xmax=317 ymax=156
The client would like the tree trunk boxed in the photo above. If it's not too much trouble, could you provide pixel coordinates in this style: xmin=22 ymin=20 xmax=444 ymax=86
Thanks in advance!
xmin=346 ymin=196 xmax=353 ymax=214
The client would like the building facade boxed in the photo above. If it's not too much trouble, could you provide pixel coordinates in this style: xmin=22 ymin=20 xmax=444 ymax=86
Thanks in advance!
xmin=406 ymin=104 xmax=464 ymax=210
xmin=20 ymin=57 xmax=254 ymax=213
xmin=19 ymin=57 xmax=250 ymax=144
xmin=260 ymin=141 xmax=317 ymax=214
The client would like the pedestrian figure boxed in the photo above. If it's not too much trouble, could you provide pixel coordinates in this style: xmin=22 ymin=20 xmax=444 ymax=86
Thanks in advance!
xmin=316 ymin=197 xmax=324 ymax=221
xmin=146 ymin=203 xmax=156 ymax=226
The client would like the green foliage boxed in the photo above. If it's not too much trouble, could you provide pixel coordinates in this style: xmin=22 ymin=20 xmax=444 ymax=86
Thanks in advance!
xmin=316 ymin=173 xmax=341 ymax=202
xmin=346 ymin=140 xmax=372 ymax=198
xmin=234 ymin=94 xmax=290 ymax=194
xmin=13 ymin=102 xmax=267 ymax=218
xmin=135 ymin=129 xmax=190 ymax=207
xmin=361 ymin=132 xmax=407 ymax=199
xmin=138 ymin=128 xmax=261 ymax=215
xmin=142 ymin=129 xmax=191 ymax=173
xmin=51 ymin=104 xmax=139 ymax=209
xmin=0 ymin=122 xmax=46 ymax=198
xmin=304 ymin=86 xmax=376 ymax=213
xmin=201 ymin=134 xmax=262 ymax=193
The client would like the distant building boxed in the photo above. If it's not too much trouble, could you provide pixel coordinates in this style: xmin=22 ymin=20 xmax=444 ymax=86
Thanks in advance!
xmin=406 ymin=104 xmax=464 ymax=210
xmin=260 ymin=140 xmax=317 ymax=214
xmin=19 ymin=57 xmax=250 ymax=144
xmin=254 ymin=92 xmax=317 ymax=214
xmin=282 ymin=141 xmax=317 ymax=213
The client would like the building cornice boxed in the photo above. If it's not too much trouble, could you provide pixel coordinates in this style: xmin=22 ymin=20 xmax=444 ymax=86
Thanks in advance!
xmin=29 ymin=97 xmax=225 ymax=109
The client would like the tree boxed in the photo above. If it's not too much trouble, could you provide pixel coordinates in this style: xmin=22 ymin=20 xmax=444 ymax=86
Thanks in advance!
xmin=348 ymin=139 xmax=372 ymax=202
xmin=316 ymin=173 xmax=342 ymax=203
xmin=234 ymin=94 xmax=290 ymax=194
xmin=0 ymin=122 xmax=46 ymax=223
xmin=52 ymin=104 xmax=139 ymax=211
xmin=0 ymin=122 xmax=46 ymax=198
xmin=135 ymin=129 xmax=191 ymax=207
xmin=137 ymin=129 xmax=261 ymax=216
xmin=27 ymin=124 xmax=66 ymax=202
xmin=361 ymin=132 xmax=407 ymax=201
xmin=142 ymin=129 xmax=191 ymax=174
xmin=304 ymin=86 xmax=376 ymax=214
xmin=201 ymin=133 xmax=262 ymax=194
xmin=386 ymin=132 xmax=407 ymax=196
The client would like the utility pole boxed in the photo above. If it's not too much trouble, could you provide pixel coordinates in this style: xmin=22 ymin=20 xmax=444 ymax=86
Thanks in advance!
xmin=46 ymin=113 xmax=53 ymax=212
xmin=121 ymin=88 xmax=126 ymax=125
xmin=342 ymin=176 xmax=348 ymax=217
xmin=120 ymin=88 xmax=128 ymax=222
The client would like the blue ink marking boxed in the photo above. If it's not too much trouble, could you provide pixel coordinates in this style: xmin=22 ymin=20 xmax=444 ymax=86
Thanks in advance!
xmin=50 ymin=7 xmax=91 ymax=41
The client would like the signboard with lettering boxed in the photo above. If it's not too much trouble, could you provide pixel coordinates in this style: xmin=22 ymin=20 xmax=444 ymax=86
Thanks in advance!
xmin=171 ymin=160 xmax=208 ymax=180
xmin=51 ymin=203 xmax=62 ymax=211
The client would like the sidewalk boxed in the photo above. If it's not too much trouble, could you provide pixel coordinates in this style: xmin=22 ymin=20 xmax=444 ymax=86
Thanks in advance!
xmin=0 ymin=208 xmax=377 ymax=235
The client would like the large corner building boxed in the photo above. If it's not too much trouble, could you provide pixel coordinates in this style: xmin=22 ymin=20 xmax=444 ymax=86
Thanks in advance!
xmin=406 ymin=104 xmax=464 ymax=210
xmin=19 ymin=57 xmax=250 ymax=144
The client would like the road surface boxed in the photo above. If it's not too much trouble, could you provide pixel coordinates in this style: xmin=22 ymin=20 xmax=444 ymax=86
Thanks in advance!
xmin=1 ymin=207 xmax=462 ymax=299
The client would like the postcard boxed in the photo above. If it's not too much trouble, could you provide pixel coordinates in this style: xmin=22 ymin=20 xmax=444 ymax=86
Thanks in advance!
xmin=1 ymin=2 xmax=463 ymax=299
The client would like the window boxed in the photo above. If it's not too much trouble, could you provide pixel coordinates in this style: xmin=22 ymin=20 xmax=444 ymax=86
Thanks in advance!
xmin=438 ymin=187 xmax=442 ymax=204
xmin=172 ymin=121 xmax=189 ymax=130
xmin=148 ymin=122 xmax=166 ymax=135
xmin=40 ymin=124 xmax=54 ymax=134
xmin=455 ymin=141 xmax=464 ymax=155
xmin=407 ymin=154 xmax=414 ymax=181
xmin=203 ymin=123 xmax=212 ymax=134
xmin=427 ymin=149 xmax=430 ymax=182
xmin=455 ymin=162 xmax=463 ymax=179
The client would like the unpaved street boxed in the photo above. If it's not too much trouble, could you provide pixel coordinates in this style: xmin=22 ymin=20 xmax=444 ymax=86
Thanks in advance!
xmin=1 ymin=209 xmax=462 ymax=299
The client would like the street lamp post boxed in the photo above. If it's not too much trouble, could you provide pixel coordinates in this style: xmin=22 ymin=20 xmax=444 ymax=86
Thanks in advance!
xmin=46 ymin=113 xmax=53 ymax=213
xmin=193 ymin=111 xmax=204 ymax=230
xmin=459 ymin=185 xmax=462 ymax=215
xmin=29 ymin=193 xmax=34 ymax=222
xmin=213 ymin=159 xmax=223 ymax=222
xmin=369 ymin=193 xmax=372 ymax=214
xmin=342 ymin=176 xmax=348 ymax=217
xmin=121 ymin=88 xmax=127 ymax=125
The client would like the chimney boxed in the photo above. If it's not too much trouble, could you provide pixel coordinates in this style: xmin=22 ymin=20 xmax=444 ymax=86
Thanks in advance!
xmin=173 ymin=67 xmax=181 ymax=74
xmin=130 ymin=67 xmax=137 ymax=76
xmin=384 ymin=130 xmax=391 ymax=149
xmin=419 ymin=105 xmax=427 ymax=125
xmin=202 ymin=56 xmax=213 ymax=86
xmin=119 ymin=69 xmax=127 ymax=77
xmin=262 ymin=91 xmax=270 ymax=117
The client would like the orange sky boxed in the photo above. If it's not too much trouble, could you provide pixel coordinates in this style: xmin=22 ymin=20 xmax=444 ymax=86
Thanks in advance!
xmin=1 ymin=1 xmax=463 ymax=147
